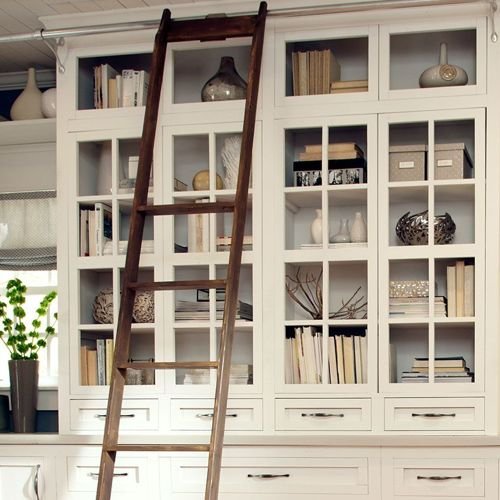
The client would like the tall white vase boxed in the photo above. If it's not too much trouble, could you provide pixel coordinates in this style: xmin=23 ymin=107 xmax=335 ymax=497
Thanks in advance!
xmin=311 ymin=209 xmax=323 ymax=244
xmin=10 ymin=68 xmax=44 ymax=120
xmin=350 ymin=212 xmax=367 ymax=243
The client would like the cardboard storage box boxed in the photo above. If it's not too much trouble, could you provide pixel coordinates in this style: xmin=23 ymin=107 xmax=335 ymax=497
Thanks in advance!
xmin=434 ymin=143 xmax=473 ymax=179
xmin=389 ymin=144 xmax=427 ymax=182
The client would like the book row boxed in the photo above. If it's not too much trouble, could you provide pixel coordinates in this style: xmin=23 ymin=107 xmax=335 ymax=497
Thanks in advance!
xmin=447 ymin=260 xmax=474 ymax=317
xmin=284 ymin=327 xmax=367 ymax=385
xmin=80 ymin=204 xmax=112 ymax=257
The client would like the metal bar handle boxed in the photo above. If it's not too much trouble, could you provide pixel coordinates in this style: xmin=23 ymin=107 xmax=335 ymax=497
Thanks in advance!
xmin=301 ymin=412 xmax=345 ymax=418
xmin=34 ymin=464 xmax=40 ymax=500
xmin=247 ymin=473 xmax=290 ymax=479
xmin=89 ymin=472 xmax=129 ymax=478
xmin=417 ymin=475 xmax=462 ymax=481
xmin=95 ymin=413 xmax=136 ymax=418
xmin=196 ymin=413 xmax=238 ymax=418
xmin=411 ymin=413 xmax=456 ymax=418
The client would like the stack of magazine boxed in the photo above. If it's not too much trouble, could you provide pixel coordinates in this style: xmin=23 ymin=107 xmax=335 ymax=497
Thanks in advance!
xmin=175 ymin=300 xmax=253 ymax=321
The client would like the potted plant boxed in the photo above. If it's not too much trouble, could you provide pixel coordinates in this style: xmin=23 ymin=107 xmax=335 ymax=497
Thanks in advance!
xmin=0 ymin=278 xmax=57 ymax=432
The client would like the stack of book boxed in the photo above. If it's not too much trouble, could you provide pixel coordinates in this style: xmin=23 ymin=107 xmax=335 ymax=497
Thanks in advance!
xmin=93 ymin=63 xmax=149 ymax=109
xmin=330 ymin=79 xmax=368 ymax=94
xmin=389 ymin=296 xmax=446 ymax=317
xmin=80 ymin=203 xmax=112 ymax=257
xmin=327 ymin=330 xmax=367 ymax=384
xmin=216 ymin=235 xmax=253 ymax=251
xmin=183 ymin=364 xmax=252 ymax=385
xmin=446 ymin=260 xmax=474 ymax=317
xmin=401 ymin=356 xmax=473 ymax=383
xmin=175 ymin=300 xmax=253 ymax=321
xmin=80 ymin=338 xmax=114 ymax=386
xmin=297 ymin=142 xmax=364 ymax=162
xmin=291 ymin=48 xmax=341 ymax=96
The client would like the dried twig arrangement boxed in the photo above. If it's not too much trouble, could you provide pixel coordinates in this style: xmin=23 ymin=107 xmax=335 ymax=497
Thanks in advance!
xmin=285 ymin=267 xmax=367 ymax=320
xmin=285 ymin=268 xmax=323 ymax=319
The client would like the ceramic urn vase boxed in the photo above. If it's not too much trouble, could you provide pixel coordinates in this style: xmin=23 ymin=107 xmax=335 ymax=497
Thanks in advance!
xmin=201 ymin=56 xmax=247 ymax=102
xmin=311 ymin=209 xmax=323 ymax=244
xmin=419 ymin=42 xmax=468 ymax=88
xmin=350 ymin=212 xmax=367 ymax=243
xmin=10 ymin=68 xmax=44 ymax=120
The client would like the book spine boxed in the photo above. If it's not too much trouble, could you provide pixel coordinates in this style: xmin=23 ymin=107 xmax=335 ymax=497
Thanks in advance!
xmin=464 ymin=264 xmax=474 ymax=317
xmin=456 ymin=260 xmax=465 ymax=317
xmin=105 ymin=338 xmax=114 ymax=385
xmin=96 ymin=339 xmax=106 ymax=385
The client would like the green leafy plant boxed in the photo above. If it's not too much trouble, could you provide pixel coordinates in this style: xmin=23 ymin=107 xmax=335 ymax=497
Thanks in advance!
xmin=0 ymin=278 xmax=57 ymax=360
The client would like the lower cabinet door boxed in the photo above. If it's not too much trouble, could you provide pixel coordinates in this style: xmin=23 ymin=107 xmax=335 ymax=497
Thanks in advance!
xmin=0 ymin=461 xmax=43 ymax=500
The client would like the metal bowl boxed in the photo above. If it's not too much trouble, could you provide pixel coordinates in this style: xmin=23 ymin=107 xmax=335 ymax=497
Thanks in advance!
xmin=395 ymin=210 xmax=456 ymax=245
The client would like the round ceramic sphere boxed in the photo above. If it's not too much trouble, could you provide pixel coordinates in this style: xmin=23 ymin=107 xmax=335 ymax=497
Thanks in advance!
xmin=93 ymin=288 xmax=113 ymax=324
xmin=132 ymin=291 xmax=155 ymax=323
xmin=192 ymin=169 xmax=224 ymax=190
xmin=41 ymin=88 xmax=57 ymax=118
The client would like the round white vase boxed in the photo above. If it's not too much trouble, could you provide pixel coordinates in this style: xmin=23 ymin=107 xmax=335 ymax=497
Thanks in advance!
xmin=10 ymin=68 xmax=44 ymax=120
xmin=41 ymin=88 xmax=57 ymax=118
xmin=350 ymin=212 xmax=367 ymax=243
xmin=419 ymin=42 xmax=468 ymax=88
xmin=311 ymin=209 xmax=323 ymax=244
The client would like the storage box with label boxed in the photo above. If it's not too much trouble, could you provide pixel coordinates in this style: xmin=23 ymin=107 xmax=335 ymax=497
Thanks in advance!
xmin=434 ymin=143 xmax=474 ymax=179
xmin=389 ymin=144 xmax=427 ymax=182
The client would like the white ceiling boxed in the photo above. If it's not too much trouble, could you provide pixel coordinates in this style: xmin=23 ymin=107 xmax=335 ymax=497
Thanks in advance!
xmin=0 ymin=0 xmax=215 ymax=75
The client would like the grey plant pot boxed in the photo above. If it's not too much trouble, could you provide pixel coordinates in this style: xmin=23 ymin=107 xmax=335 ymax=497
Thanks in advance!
xmin=8 ymin=359 xmax=39 ymax=433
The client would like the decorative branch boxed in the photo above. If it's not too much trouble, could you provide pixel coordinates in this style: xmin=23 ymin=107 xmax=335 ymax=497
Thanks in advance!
xmin=285 ymin=267 xmax=367 ymax=320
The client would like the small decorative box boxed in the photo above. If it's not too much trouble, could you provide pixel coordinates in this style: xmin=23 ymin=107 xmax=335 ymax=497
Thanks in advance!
xmin=389 ymin=280 xmax=429 ymax=298
xmin=434 ymin=143 xmax=473 ymax=180
xmin=293 ymin=158 xmax=366 ymax=187
xmin=389 ymin=144 xmax=427 ymax=182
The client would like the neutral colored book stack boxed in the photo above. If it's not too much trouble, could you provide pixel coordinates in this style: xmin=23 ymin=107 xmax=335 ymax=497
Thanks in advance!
xmin=330 ymin=79 xmax=368 ymax=94
xmin=401 ymin=356 xmax=473 ymax=383
xmin=187 ymin=198 xmax=210 ymax=252
xmin=80 ymin=338 xmax=114 ymax=386
xmin=175 ymin=300 xmax=253 ymax=321
xmin=183 ymin=364 xmax=252 ymax=385
xmin=326 ymin=331 xmax=367 ymax=384
xmin=93 ymin=64 xmax=149 ymax=109
xmin=297 ymin=142 xmax=364 ymax=162
xmin=291 ymin=48 xmax=341 ymax=96
xmin=216 ymin=234 xmax=253 ymax=251
xmin=446 ymin=260 xmax=474 ymax=317
xmin=79 ymin=203 xmax=112 ymax=257
xmin=389 ymin=296 xmax=446 ymax=317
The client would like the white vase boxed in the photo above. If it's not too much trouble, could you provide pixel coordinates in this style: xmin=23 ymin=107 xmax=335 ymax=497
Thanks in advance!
xmin=419 ymin=42 xmax=468 ymax=88
xmin=10 ymin=68 xmax=44 ymax=120
xmin=41 ymin=88 xmax=57 ymax=118
xmin=331 ymin=219 xmax=351 ymax=243
xmin=350 ymin=212 xmax=367 ymax=243
xmin=311 ymin=209 xmax=323 ymax=244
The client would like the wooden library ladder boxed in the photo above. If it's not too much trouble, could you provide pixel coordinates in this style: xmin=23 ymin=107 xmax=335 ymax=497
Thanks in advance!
xmin=95 ymin=3 xmax=267 ymax=499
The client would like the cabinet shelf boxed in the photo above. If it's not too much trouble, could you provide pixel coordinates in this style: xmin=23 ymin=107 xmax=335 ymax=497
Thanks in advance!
xmin=0 ymin=118 xmax=56 ymax=145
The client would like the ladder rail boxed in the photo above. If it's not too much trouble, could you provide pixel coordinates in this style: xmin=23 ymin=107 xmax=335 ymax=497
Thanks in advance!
xmin=96 ymin=9 xmax=171 ymax=500
xmin=204 ymin=3 xmax=268 ymax=499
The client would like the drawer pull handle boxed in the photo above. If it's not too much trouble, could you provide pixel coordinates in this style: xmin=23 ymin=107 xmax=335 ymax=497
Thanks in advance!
xmin=88 ymin=472 xmax=129 ymax=478
xmin=247 ymin=474 xmax=290 ymax=479
xmin=417 ymin=475 xmax=462 ymax=481
xmin=411 ymin=413 xmax=456 ymax=418
xmin=301 ymin=412 xmax=345 ymax=418
xmin=34 ymin=464 xmax=40 ymax=500
xmin=196 ymin=413 xmax=238 ymax=418
xmin=95 ymin=413 xmax=136 ymax=419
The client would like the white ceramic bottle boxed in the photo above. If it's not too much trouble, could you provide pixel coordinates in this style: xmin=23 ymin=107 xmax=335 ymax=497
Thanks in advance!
xmin=350 ymin=212 xmax=367 ymax=243
xmin=10 ymin=68 xmax=44 ymax=120
xmin=311 ymin=209 xmax=323 ymax=244
xmin=331 ymin=219 xmax=351 ymax=243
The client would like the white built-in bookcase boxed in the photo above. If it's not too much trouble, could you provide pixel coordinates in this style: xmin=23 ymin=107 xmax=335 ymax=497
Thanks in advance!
xmin=55 ymin=2 xmax=499 ymax=435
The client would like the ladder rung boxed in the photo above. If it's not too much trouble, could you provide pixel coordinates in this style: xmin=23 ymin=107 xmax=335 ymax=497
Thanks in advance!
xmin=128 ymin=279 xmax=226 ymax=292
xmin=118 ymin=361 xmax=219 ymax=370
xmin=107 ymin=444 xmax=210 ymax=452
xmin=137 ymin=201 xmax=235 ymax=216
xmin=167 ymin=16 xmax=257 ymax=42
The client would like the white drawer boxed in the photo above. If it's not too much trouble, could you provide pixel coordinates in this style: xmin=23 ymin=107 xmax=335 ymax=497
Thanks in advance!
xmin=275 ymin=398 xmax=371 ymax=431
xmin=392 ymin=458 xmax=486 ymax=497
xmin=170 ymin=399 xmax=262 ymax=431
xmin=384 ymin=398 xmax=484 ymax=431
xmin=66 ymin=456 xmax=150 ymax=494
xmin=70 ymin=399 xmax=159 ymax=431
xmin=171 ymin=456 xmax=369 ymax=495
